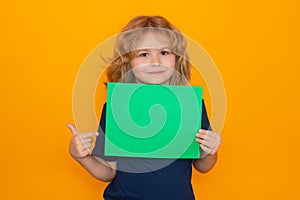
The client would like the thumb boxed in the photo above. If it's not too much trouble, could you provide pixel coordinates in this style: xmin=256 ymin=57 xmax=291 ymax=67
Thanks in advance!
xmin=66 ymin=123 xmax=78 ymax=136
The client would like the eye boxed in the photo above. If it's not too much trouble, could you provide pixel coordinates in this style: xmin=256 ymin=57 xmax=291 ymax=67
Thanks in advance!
xmin=139 ymin=52 xmax=149 ymax=57
xmin=161 ymin=50 xmax=170 ymax=56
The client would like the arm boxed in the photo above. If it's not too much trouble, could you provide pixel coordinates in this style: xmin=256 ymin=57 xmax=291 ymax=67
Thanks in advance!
xmin=193 ymin=152 xmax=218 ymax=173
xmin=193 ymin=129 xmax=222 ymax=173
xmin=75 ymin=155 xmax=116 ymax=182
xmin=67 ymin=123 xmax=116 ymax=182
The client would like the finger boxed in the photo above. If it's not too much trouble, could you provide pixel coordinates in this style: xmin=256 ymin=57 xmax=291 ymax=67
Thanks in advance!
xmin=196 ymin=139 xmax=216 ymax=149
xmin=211 ymin=139 xmax=221 ymax=151
xmin=81 ymin=138 xmax=94 ymax=144
xmin=196 ymin=133 xmax=213 ymax=141
xmin=196 ymin=138 xmax=215 ymax=148
xmin=78 ymin=139 xmax=92 ymax=153
xmin=196 ymin=133 xmax=206 ymax=140
xmin=83 ymin=147 xmax=90 ymax=153
xmin=83 ymin=143 xmax=92 ymax=149
xmin=74 ymin=134 xmax=93 ymax=151
xmin=77 ymin=149 xmax=90 ymax=158
xmin=74 ymin=136 xmax=92 ymax=150
xmin=207 ymin=132 xmax=220 ymax=141
xmin=77 ymin=143 xmax=90 ymax=153
xmin=80 ymin=132 xmax=99 ymax=139
xmin=205 ymin=135 xmax=220 ymax=144
xmin=199 ymin=129 xmax=208 ymax=134
xmin=200 ymin=129 xmax=220 ymax=139
xmin=205 ymin=134 xmax=221 ymax=149
xmin=83 ymin=148 xmax=90 ymax=154
xmin=207 ymin=139 xmax=221 ymax=154
xmin=206 ymin=131 xmax=220 ymax=138
xmin=201 ymin=143 xmax=218 ymax=155
xmin=66 ymin=123 xmax=78 ymax=136
xmin=197 ymin=132 xmax=220 ymax=143
xmin=73 ymin=136 xmax=86 ymax=149
xmin=200 ymin=144 xmax=211 ymax=154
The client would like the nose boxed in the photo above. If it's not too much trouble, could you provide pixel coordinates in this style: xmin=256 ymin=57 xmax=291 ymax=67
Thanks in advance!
xmin=150 ymin=51 xmax=160 ymax=66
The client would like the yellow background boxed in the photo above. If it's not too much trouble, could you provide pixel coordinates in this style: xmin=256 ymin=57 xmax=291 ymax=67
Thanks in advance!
xmin=1 ymin=0 xmax=299 ymax=199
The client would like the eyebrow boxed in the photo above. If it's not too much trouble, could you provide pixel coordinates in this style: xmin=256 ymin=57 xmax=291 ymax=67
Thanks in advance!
xmin=135 ymin=47 xmax=171 ymax=52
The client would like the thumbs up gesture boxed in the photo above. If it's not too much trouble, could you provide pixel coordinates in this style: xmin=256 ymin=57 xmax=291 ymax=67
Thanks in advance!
xmin=66 ymin=123 xmax=99 ymax=160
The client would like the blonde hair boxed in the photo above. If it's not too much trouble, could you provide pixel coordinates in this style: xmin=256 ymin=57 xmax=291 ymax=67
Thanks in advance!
xmin=107 ymin=15 xmax=191 ymax=85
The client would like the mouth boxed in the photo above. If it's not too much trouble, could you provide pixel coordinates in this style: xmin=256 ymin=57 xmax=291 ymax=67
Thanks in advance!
xmin=145 ymin=70 xmax=166 ymax=74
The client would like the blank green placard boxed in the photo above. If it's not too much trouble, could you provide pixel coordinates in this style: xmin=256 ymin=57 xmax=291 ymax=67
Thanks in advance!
xmin=105 ymin=82 xmax=203 ymax=159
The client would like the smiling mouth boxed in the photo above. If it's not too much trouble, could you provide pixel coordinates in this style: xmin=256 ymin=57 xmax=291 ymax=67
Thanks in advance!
xmin=145 ymin=71 xmax=166 ymax=74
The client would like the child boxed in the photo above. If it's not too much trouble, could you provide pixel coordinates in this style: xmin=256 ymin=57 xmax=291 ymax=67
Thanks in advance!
xmin=67 ymin=15 xmax=222 ymax=200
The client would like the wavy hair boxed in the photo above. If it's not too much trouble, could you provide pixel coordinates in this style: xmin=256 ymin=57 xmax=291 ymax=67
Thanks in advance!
xmin=106 ymin=15 xmax=191 ymax=85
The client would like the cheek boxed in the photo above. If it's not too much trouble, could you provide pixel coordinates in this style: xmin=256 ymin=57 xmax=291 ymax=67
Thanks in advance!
xmin=130 ymin=59 xmax=148 ymax=69
xmin=166 ymin=56 xmax=176 ymax=69
xmin=130 ymin=60 xmax=137 ymax=68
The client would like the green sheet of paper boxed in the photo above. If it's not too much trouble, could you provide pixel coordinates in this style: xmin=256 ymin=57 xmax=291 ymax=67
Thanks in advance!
xmin=105 ymin=82 xmax=203 ymax=159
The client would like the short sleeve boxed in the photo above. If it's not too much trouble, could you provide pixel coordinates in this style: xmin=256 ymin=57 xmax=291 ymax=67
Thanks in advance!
xmin=91 ymin=103 xmax=117 ymax=162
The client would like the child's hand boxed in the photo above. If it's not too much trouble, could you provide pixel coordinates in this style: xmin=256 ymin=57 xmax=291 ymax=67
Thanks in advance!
xmin=196 ymin=129 xmax=222 ymax=157
xmin=66 ymin=123 xmax=99 ymax=160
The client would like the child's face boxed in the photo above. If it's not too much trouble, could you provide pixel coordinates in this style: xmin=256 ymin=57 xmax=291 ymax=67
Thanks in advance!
xmin=130 ymin=32 xmax=175 ymax=84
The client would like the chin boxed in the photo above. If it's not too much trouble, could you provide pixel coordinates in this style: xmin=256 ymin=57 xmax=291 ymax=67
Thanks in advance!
xmin=141 ymin=76 xmax=172 ymax=85
xmin=146 ymin=80 xmax=169 ymax=84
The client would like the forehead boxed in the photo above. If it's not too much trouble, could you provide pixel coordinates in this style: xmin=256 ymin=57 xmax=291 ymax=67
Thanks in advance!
xmin=133 ymin=31 xmax=171 ymax=50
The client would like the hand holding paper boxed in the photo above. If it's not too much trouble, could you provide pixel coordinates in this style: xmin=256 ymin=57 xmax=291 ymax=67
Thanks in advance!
xmin=196 ymin=129 xmax=222 ymax=158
